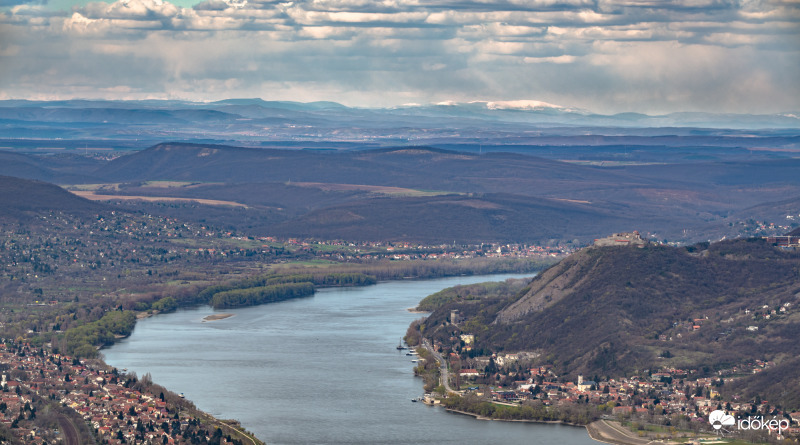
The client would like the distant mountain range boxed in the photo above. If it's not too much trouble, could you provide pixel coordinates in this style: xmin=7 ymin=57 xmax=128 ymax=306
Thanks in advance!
xmin=0 ymin=99 xmax=798 ymax=156
xmin=2 ymin=98 xmax=797 ymax=128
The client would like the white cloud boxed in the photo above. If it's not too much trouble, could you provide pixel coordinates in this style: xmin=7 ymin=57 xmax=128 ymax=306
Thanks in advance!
xmin=80 ymin=0 xmax=179 ymax=20
xmin=523 ymin=54 xmax=577 ymax=63
xmin=0 ymin=0 xmax=798 ymax=113
xmin=486 ymin=100 xmax=564 ymax=110
xmin=297 ymin=24 xmax=353 ymax=38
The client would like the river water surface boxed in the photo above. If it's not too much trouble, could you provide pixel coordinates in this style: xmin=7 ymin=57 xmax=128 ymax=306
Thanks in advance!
xmin=103 ymin=274 xmax=597 ymax=445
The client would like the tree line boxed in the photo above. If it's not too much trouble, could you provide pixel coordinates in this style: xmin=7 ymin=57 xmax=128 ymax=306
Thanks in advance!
xmin=61 ymin=310 xmax=136 ymax=358
xmin=210 ymin=282 xmax=315 ymax=309
xmin=197 ymin=272 xmax=376 ymax=309
xmin=442 ymin=394 xmax=602 ymax=425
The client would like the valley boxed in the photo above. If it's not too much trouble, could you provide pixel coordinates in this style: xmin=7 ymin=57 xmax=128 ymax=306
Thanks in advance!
xmin=3 ymin=0 xmax=798 ymax=441
xmin=0 ymin=99 xmax=798 ymax=444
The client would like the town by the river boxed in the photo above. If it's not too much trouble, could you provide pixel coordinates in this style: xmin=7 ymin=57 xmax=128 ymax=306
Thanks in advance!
xmin=103 ymin=274 xmax=598 ymax=444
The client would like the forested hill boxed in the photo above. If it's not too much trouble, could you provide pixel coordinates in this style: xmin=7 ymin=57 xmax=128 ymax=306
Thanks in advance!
xmin=419 ymin=238 xmax=800 ymax=407
xmin=0 ymin=175 xmax=106 ymax=219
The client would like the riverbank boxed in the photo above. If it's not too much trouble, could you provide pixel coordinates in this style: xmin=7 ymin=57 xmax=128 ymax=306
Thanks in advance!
xmin=406 ymin=308 xmax=429 ymax=313
xmin=445 ymin=407 xmax=585 ymax=427
xmin=446 ymin=409 xmax=688 ymax=445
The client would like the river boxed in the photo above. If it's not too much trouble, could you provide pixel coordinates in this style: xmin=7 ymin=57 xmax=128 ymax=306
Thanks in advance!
xmin=103 ymin=273 xmax=598 ymax=445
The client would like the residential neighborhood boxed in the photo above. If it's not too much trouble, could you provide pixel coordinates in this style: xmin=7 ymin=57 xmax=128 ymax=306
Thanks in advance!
xmin=0 ymin=341 xmax=258 ymax=444
xmin=423 ymin=343 xmax=800 ymax=443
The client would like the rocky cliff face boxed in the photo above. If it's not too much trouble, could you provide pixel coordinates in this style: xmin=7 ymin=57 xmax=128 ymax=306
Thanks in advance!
xmin=495 ymin=249 xmax=602 ymax=323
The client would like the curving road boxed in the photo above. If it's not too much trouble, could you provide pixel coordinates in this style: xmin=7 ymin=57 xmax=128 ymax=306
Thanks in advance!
xmin=421 ymin=339 xmax=456 ymax=394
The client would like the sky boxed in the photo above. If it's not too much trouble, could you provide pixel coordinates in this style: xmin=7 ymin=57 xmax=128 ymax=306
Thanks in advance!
xmin=0 ymin=0 xmax=798 ymax=114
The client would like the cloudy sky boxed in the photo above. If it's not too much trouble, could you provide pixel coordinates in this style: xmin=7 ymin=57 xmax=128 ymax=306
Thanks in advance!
xmin=0 ymin=0 xmax=798 ymax=114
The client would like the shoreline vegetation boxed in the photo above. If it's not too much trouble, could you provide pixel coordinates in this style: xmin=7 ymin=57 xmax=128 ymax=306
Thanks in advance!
xmin=444 ymin=407 xmax=584 ymax=426
xmin=442 ymin=397 xmax=665 ymax=445
xmin=439 ymin=394 xmax=601 ymax=426
xmin=444 ymin=406 xmax=663 ymax=445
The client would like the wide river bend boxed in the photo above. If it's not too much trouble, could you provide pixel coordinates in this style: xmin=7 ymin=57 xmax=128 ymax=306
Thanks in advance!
xmin=104 ymin=274 xmax=597 ymax=445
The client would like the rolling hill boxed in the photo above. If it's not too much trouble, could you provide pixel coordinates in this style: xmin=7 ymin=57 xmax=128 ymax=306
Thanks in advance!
xmin=89 ymin=143 xmax=800 ymax=213
xmin=266 ymin=193 xmax=643 ymax=243
xmin=93 ymin=143 xmax=638 ymax=195
xmin=2 ymin=141 xmax=798 ymax=244
xmin=87 ymin=142 xmax=799 ymax=242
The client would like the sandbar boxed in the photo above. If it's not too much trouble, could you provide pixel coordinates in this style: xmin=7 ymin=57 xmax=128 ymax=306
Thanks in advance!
xmin=203 ymin=313 xmax=235 ymax=322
